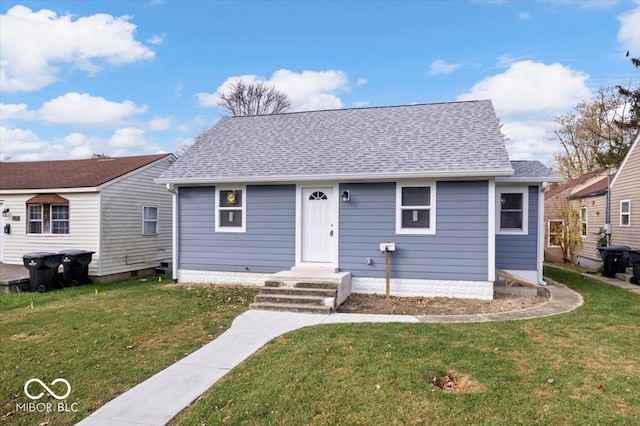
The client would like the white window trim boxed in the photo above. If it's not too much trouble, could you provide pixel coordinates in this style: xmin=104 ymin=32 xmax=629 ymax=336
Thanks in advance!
xmin=395 ymin=181 xmax=436 ymax=235
xmin=496 ymin=186 xmax=528 ymax=235
xmin=215 ymin=186 xmax=247 ymax=233
xmin=27 ymin=204 xmax=43 ymax=234
xmin=51 ymin=204 xmax=70 ymax=235
xmin=142 ymin=205 xmax=159 ymax=235
xmin=580 ymin=206 xmax=588 ymax=237
xmin=548 ymin=219 xmax=564 ymax=248
xmin=620 ymin=200 xmax=631 ymax=227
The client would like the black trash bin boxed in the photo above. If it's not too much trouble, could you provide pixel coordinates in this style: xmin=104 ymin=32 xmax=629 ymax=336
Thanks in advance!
xmin=629 ymin=250 xmax=640 ymax=285
xmin=598 ymin=246 xmax=631 ymax=278
xmin=59 ymin=249 xmax=95 ymax=285
xmin=22 ymin=252 xmax=63 ymax=292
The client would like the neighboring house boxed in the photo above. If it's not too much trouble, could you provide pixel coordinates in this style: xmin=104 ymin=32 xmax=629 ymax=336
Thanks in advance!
xmin=0 ymin=154 xmax=176 ymax=281
xmin=544 ymin=170 xmax=613 ymax=268
xmin=157 ymin=101 xmax=560 ymax=300
xmin=610 ymin=133 xmax=640 ymax=249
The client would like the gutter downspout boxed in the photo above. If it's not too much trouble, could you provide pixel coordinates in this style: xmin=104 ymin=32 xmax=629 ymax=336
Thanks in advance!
xmin=538 ymin=182 xmax=548 ymax=285
xmin=605 ymin=166 xmax=611 ymax=246
xmin=166 ymin=184 xmax=178 ymax=283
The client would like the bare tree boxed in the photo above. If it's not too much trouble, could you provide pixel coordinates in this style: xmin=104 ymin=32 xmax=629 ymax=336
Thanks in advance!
xmin=551 ymin=86 xmax=635 ymax=181
xmin=217 ymin=80 xmax=291 ymax=116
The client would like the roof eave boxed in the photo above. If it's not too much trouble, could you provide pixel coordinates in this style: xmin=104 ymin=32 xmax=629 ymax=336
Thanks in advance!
xmin=156 ymin=168 xmax=515 ymax=185
xmin=0 ymin=186 xmax=100 ymax=194
xmin=496 ymin=176 xmax=563 ymax=184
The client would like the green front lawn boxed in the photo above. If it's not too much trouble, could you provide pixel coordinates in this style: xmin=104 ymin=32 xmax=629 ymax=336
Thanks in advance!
xmin=1 ymin=279 xmax=257 ymax=425
xmin=173 ymin=266 xmax=640 ymax=425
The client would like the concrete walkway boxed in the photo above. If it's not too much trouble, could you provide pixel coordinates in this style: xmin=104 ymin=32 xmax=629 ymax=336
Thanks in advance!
xmin=77 ymin=281 xmax=582 ymax=426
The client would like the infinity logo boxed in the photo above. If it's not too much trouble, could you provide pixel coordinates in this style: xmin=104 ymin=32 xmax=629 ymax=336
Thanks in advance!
xmin=24 ymin=378 xmax=71 ymax=400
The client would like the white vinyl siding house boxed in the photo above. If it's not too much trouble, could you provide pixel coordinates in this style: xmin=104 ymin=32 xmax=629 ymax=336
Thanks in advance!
xmin=0 ymin=154 xmax=175 ymax=280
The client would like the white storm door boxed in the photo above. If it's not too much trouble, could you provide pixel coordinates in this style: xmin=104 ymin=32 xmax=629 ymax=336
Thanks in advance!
xmin=302 ymin=187 xmax=335 ymax=263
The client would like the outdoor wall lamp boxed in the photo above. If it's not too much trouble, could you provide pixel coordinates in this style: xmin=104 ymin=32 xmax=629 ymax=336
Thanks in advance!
xmin=341 ymin=190 xmax=350 ymax=202
xmin=2 ymin=208 xmax=9 ymax=217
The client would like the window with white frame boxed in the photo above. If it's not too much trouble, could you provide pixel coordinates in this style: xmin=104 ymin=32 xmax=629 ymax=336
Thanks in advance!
xmin=51 ymin=205 xmax=70 ymax=234
xmin=548 ymin=220 xmax=564 ymax=247
xmin=580 ymin=206 xmax=588 ymax=237
xmin=28 ymin=204 xmax=43 ymax=234
xmin=396 ymin=183 xmax=435 ymax=234
xmin=496 ymin=187 xmax=528 ymax=234
xmin=27 ymin=204 xmax=69 ymax=235
xmin=142 ymin=206 xmax=158 ymax=235
xmin=620 ymin=200 xmax=631 ymax=226
xmin=215 ymin=187 xmax=246 ymax=232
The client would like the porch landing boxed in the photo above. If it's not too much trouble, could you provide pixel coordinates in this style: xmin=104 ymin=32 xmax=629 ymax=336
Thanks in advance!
xmin=0 ymin=263 xmax=30 ymax=293
xmin=249 ymin=268 xmax=351 ymax=314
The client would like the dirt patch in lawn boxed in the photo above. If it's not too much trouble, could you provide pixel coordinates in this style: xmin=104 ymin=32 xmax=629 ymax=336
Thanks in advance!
xmin=336 ymin=291 xmax=548 ymax=316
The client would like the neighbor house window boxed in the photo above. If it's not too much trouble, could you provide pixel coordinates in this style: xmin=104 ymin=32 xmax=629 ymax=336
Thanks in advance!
xmin=26 ymin=196 xmax=70 ymax=235
xmin=496 ymin=187 xmax=528 ymax=234
xmin=396 ymin=182 xmax=436 ymax=234
xmin=620 ymin=200 xmax=631 ymax=226
xmin=215 ymin=187 xmax=246 ymax=232
xmin=580 ymin=207 xmax=588 ymax=237
xmin=548 ymin=220 xmax=564 ymax=247
xmin=28 ymin=204 xmax=43 ymax=234
xmin=51 ymin=205 xmax=70 ymax=234
xmin=142 ymin=206 xmax=158 ymax=235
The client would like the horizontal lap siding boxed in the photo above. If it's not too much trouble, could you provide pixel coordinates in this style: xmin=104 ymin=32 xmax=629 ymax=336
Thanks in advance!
xmin=178 ymin=185 xmax=295 ymax=273
xmin=339 ymin=181 xmax=488 ymax=280
xmin=99 ymin=158 xmax=174 ymax=275
xmin=495 ymin=186 xmax=539 ymax=270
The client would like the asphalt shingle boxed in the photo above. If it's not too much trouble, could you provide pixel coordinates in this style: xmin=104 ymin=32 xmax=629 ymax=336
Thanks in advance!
xmin=0 ymin=154 xmax=171 ymax=190
xmin=158 ymin=100 xmax=515 ymax=183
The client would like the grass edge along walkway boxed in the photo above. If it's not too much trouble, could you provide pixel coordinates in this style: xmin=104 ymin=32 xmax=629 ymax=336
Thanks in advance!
xmin=170 ymin=266 xmax=640 ymax=425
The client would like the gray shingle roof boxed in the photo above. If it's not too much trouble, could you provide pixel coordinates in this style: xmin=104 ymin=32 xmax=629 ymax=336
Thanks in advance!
xmin=507 ymin=161 xmax=561 ymax=181
xmin=158 ymin=100 xmax=515 ymax=183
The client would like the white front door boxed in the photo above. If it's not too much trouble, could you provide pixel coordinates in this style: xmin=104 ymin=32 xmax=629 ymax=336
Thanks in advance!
xmin=301 ymin=187 xmax=335 ymax=263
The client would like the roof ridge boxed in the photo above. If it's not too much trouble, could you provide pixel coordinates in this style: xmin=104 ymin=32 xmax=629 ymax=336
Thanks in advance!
xmin=222 ymin=99 xmax=493 ymax=119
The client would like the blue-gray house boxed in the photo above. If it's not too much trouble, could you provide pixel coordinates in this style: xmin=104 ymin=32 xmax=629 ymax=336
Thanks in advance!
xmin=157 ymin=100 xmax=560 ymax=307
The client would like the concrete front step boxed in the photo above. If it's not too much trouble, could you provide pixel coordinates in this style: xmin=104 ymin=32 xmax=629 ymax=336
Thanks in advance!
xmin=260 ymin=286 xmax=337 ymax=298
xmin=249 ymin=302 xmax=332 ymax=314
xmin=254 ymin=294 xmax=334 ymax=306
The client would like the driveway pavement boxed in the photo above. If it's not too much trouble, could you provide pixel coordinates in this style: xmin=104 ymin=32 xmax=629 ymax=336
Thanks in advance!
xmin=76 ymin=280 xmax=583 ymax=426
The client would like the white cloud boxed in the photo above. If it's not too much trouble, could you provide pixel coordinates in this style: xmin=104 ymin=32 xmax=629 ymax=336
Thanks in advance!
xmin=174 ymin=83 xmax=184 ymax=98
xmin=108 ymin=127 xmax=149 ymax=148
xmin=517 ymin=12 xmax=531 ymax=20
xmin=0 ymin=126 xmax=48 ymax=160
xmin=458 ymin=60 xmax=592 ymax=162
xmin=147 ymin=33 xmax=167 ymax=45
xmin=0 ymin=103 xmax=35 ymax=120
xmin=427 ymin=59 xmax=461 ymax=76
xmin=39 ymin=92 xmax=147 ymax=127
xmin=617 ymin=5 xmax=640 ymax=54
xmin=500 ymin=121 xmax=558 ymax=161
xmin=195 ymin=91 xmax=220 ymax=108
xmin=196 ymin=69 xmax=351 ymax=111
xmin=148 ymin=116 xmax=173 ymax=131
xmin=356 ymin=78 xmax=368 ymax=86
xmin=458 ymin=60 xmax=591 ymax=118
xmin=0 ymin=5 xmax=154 ymax=92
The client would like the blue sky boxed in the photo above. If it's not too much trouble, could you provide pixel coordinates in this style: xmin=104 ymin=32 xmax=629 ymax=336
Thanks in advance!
xmin=1 ymin=0 xmax=639 ymax=164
